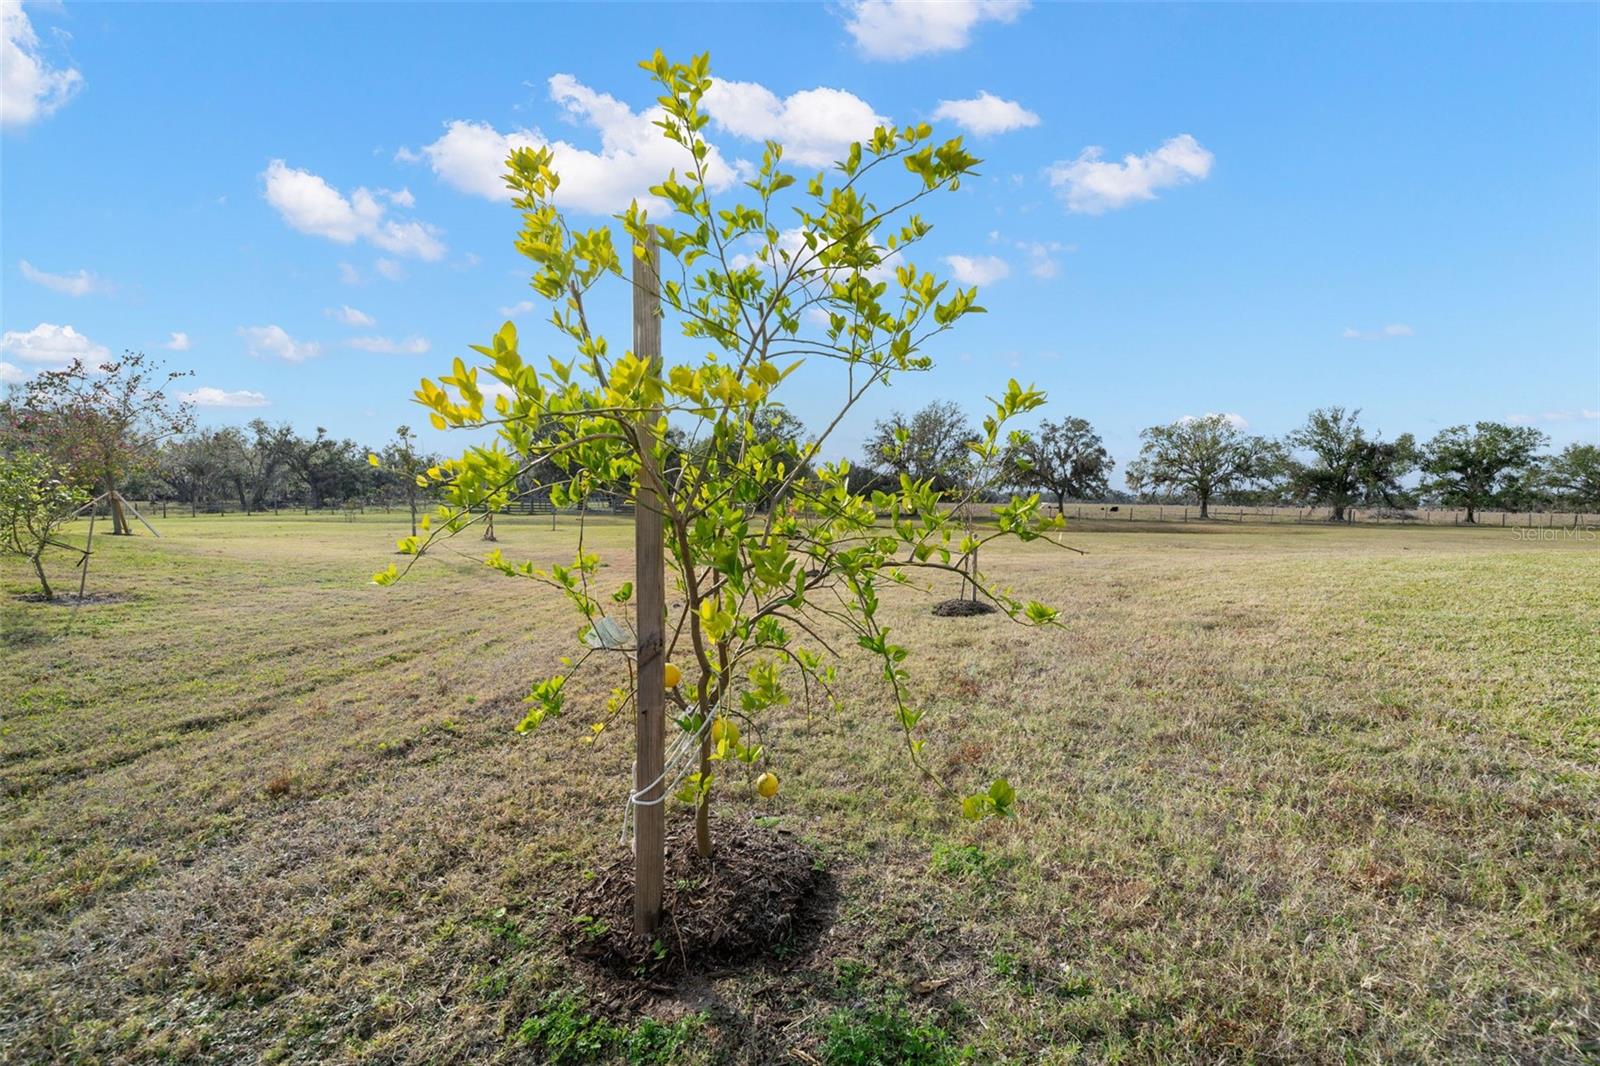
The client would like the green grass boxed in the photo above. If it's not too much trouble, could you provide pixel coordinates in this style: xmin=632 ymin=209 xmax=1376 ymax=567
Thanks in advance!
xmin=1 ymin=513 xmax=1596 ymax=1063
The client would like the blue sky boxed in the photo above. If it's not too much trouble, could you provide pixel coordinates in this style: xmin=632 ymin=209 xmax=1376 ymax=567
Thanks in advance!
xmin=4 ymin=1 xmax=1597 ymax=478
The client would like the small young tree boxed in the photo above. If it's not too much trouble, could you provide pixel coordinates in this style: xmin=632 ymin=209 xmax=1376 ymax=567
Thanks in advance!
xmin=1284 ymin=407 xmax=1416 ymax=520
xmin=1005 ymin=415 xmax=1113 ymax=513
xmin=376 ymin=52 xmax=1067 ymax=933
xmin=1 ymin=452 xmax=88 ymax=600
xmin=1546 ymin=442 xmax=1600 ymax=511
xmin=375 ymin=425 xmax=432 ymax=536
xmin=1125 ymin=414 xmax=1275 ymax=518
xmin=12 ymin=352 xmax=193 ymax=534
xmin=1419 ymin=422 xmax=1548 ymax=523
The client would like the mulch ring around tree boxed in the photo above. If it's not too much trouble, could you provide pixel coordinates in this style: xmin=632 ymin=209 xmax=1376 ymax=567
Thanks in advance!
xmin=931 ymin=597 xmax=997 ymax=617
xmin=563 ymin=820 xmax=828 ymax=981
xmin=12 ymin=592 xmax=133 ymax=607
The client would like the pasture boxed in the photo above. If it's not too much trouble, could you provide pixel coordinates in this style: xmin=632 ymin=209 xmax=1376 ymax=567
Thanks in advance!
xmin=2 ymin=515 xmax=1596 ymax=1064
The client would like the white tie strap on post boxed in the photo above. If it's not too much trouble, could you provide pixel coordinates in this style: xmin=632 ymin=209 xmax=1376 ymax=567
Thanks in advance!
xmin=619 ymin=710 xmax=715 ymax=850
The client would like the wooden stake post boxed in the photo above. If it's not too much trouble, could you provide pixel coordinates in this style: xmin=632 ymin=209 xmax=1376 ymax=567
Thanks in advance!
xmin=632 ymin=232 xmax=667 ymax=936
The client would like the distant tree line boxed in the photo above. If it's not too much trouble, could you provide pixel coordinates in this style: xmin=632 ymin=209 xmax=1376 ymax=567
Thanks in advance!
xmin=0 ymin=352 xmax=448 ymax=519
xmin=859 ymin=401 xmax=1596 ymax=521
xmin=134 ymin=419 xmax=447 ymax=515
xmin=5 ymin=354 xmax=1596 ymax=534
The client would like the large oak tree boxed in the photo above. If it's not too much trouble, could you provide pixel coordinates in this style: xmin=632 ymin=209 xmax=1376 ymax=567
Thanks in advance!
xmin=1419 ymin=422 xmax=1547 ymax=522
xmin=1005 ymin=415 xmax=1113 ymax=512
xmin=1126 ymin=414 xmax=1277 ymax=518
xmin=1284 ymin=406 xmax=1417 ymax=520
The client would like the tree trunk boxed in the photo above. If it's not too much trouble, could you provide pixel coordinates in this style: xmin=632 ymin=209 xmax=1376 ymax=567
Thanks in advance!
xmin=1198 ymin=496 xmax=1210 ymax=519
xmin=107 ymin=480 xmax=131 ymax=535
xmin=695 ymin=728 xmax=712 ymax=860
xmin=1465 ymin=504 xmax=1476 ymax=524
xmin=31 ymin=554 xmax=53 ymax=600
xmin=1330 ymin=503 xmax=1346 ymax=522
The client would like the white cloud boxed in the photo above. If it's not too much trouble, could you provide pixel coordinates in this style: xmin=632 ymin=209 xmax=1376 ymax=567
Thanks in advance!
xmin=409 ymin=121 xmax=536 ymax=200
xmin=163 ymin=331 xmax=191 ymax=351
xmin=1179 ymin=412 xmax=1249 ymax=430
xmin=384 ymin=187 xmax=415 ymax=208
xmin=840 ymin=0 xmax=1029 ymax=61
xmin=0 ymin=361 xmax=29 ymax=384
xmin=479 ymin=379 xmax=516 ymax=404
xmin=373 ymin=257 xmax=406 ymax=281
xmin=499 ymin=299 xmax=537 ymax=317
xmin=326 ymin=304 xmax=376 ymax=327
xmin=931 ymin=91 xmax=1039 ymax=136
xmin=240 ymin=324 xmax=319 ymax=363
xmin=261 ymin=160 xmax=446 ymax=260
xmin=180 ymin=386 xmax=270 ymax=408
xmin=345 ymin=334 xmax=429 ymax=355
xmin=1048 ymin=133 xmax=1214 ymax=214
xmin=338 ymin=261 xmax=363 ymax=285
xmin=703 ymin=79 xmax=884 ymax=167
xmin=19 ymin=259 xmax=106 ymax=296
xmin=1011 ymin=238 xmax=1064 ymax=278
xmin=411 ymin=73 xmax=738 ymax=214
xmin=943 ymin=254 xmax=1011 ymax=286
xmin=1341 ymin=323 xmax=1414 ymax=341
xmin=0 ymin=322 xmax=108 ymax=366
xmin=1 ymin=2 xmax=83 ymax=128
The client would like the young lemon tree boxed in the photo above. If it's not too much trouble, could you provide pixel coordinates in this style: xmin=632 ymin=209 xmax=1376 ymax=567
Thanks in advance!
xmin=1 ymin=451 xmax=89 ymax=600
xmin=377 ymin=52 xmax=1067 ymax=863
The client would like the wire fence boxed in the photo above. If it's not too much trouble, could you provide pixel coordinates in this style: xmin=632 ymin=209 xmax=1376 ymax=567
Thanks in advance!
xmin=1047 ymin=502 xmax=1600 ymax=528
xmin=74 ymin=496 xmax=1598 ymax=532
xmin=76 ymin=497 xmax=631 ymax=522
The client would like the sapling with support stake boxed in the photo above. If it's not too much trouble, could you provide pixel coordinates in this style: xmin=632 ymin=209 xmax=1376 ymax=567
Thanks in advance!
xmin=373 ymin=51 xmax=1078 ymax=938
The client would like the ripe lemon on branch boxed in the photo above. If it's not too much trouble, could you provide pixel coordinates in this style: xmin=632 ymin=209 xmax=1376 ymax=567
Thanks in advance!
xmin=755 ymin=772 xmax=780 ymax=799
xmin=663 ymin=662 xmax=682 ymax=689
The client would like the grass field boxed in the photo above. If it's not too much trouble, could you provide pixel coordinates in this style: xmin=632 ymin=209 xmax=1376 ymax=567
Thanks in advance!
xmin=2 ymin=514 xmax=1597 ymax=1064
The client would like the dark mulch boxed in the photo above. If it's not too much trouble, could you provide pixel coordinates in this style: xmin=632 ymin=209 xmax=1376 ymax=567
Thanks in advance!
xmin=563 ymin=820 xmax=826 ymax=981
xmin=931 ymin=597 xmax=997 ymax=617
xmin=12 ymin=591 xmax=133 ymax=607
